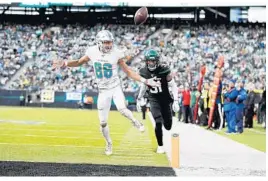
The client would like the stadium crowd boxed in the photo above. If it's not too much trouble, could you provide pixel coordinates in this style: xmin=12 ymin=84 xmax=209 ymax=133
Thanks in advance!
xmin=0 ymin=24 xmax=43 ymax=87
xmin=8 ymin=24 xmax=154 ymax=92
xmin=0 ymin=23 xmax=266 ymax=131
xmin=2 ymin=24 xmax=265 ymax=93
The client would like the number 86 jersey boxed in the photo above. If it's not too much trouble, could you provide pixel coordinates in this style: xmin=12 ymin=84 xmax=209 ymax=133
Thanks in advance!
xmin=86 ymin=45 xmax=124 ymax=90
xmin=139 ymin=64 xmax=173 ymax=102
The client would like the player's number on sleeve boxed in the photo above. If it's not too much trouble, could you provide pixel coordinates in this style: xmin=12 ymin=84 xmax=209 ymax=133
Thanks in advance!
xmin=94 ymin=62 xmax=112 ymax=79
xmin=150 ymin=81 xmax=162 ymax=94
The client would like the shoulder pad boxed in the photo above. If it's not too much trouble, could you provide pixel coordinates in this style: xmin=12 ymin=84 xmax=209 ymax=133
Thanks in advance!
xmin=139 ymin=67 xmax=148 ymax=78
xmin=158 ymin=64 xmax=171 ymax=75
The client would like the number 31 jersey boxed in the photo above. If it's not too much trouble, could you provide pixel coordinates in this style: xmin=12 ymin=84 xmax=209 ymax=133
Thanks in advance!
xmin=139 ymin=65 xmax=173 ymax=102
xmin=85 ymin=45 xmax=124 ymax=90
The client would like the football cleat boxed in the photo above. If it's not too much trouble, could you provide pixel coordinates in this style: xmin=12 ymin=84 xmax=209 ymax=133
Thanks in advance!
xmin=105 ymin=142 xmax=112 ymax=156
xmin=139 ymin=124 xmax=145 ymax=132
xmin=156 ymin=146 xmax=165 ymax=154
xmin=133 ymin=120 xmax=145 ymax=132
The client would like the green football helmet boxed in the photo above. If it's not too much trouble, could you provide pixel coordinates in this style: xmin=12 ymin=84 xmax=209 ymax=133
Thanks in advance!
xmin=144 ymin=49 xmax=160 ymax=71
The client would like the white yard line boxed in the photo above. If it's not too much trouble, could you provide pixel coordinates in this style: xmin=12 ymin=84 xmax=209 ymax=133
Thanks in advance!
xmin=215 ymin=127 xmax=266 ymax=135
xmin=247 ymin=128 xmax=266 ymax=135
xmin=0 ymin=120 xmax=120 ymax=127
xmin=0 ymin=142 xmax=153 ymax=153
xmin=216 ymin=126 xmax=265 ymax=135
xmin=1 ymin=158 xmax=158 ymax=165
xmin=0 ymin=127 xmax=126 ymax=135
xmin=0 ymin=133 xmax=150 ymax=142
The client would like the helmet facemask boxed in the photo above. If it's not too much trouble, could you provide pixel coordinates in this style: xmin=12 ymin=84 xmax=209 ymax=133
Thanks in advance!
xmin=96 ymin=30 xmax=114 ymax=53
xmin=146 ymin=59 xmax=158 ymax=71
xmin=98 ymin=40 xmax=113 ymax=53
xmin=144 ymin=49 xmax=160 ymax=71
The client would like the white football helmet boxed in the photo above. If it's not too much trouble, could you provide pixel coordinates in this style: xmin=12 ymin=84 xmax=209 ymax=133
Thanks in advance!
xmin=96 ymin=30 xmax=114 ymax=53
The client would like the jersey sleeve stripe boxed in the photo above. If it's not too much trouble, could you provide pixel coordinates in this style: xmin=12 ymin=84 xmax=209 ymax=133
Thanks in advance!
xmin=159 ymin=69 xmax=171 ymax=75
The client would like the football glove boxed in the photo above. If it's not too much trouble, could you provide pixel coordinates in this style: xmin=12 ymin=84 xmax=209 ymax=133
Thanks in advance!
xmin=172 ymin=100 xmax=180 ymax=113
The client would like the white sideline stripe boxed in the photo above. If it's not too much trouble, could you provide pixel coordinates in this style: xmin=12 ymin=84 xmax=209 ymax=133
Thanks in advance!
xmin=0 ymin=142 xmax=153 ymax=152
xmin=217 ymin=127 xmax=266 ymax=135
xmin=0 ymin=133 xmax=150 ymax=142
xmin=147 ymin=112 xmax=178 ymax=176
xmin=247 ymin=128 xmax=266 ymax=135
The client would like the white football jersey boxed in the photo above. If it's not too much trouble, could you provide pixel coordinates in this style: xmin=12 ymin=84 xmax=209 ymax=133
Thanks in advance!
xmin=85 ymin=45 xmax=125 ymax=90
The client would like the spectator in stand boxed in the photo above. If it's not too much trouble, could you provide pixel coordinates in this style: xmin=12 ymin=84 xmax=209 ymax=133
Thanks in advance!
xmin=224 ymin=79 xmax=239 ymax=134
xmin=221 ymin=84 xmax=228 ymax=128
xmin=178 ymin=85 xmax=184 ymax=122
xmin=260 ymin=89 xmax=266 ymax=128
xmin=199 ymin=82 xmax=210 ymax=126
xmin=256 ymin=87 xmax=266 ymax=128
xmin=254 ymin=85 xmax=264 ymax=125
xmin=244 ymin=82 xmax=256 ymax=128
xmin=190 ymin=83 xmax=199 ymax=123
xmin=235 ymin=80 xmax=247 ymax=133
xmin=182 ymin=83 xmax=191 ymax=124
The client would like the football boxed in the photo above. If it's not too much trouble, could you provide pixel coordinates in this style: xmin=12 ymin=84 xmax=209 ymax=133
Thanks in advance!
xmin=134 ymin=7 xmax=148 ymax=25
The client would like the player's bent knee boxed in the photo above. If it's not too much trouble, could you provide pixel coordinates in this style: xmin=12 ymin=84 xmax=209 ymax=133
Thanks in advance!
xmin=100 ymin=123 xmax=107 ymax=128
xmin=154 ymin=115 xmax=164 ymax=124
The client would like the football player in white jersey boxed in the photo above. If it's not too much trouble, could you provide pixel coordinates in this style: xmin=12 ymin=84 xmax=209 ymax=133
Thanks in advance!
xmin=52 ymin=30 xmax=160 ymax=155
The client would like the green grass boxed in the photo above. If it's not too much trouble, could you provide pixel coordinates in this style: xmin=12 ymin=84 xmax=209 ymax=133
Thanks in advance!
xmin=0 ymin=107 xmax=169 ymax=167
xmin=202 ymin=124 xmax=266 ymax=152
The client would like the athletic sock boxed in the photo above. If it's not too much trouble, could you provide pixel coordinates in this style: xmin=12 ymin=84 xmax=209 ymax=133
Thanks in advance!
xmin=100 ymin=125 xmax=112 ymax=144
xmin=155 ymin=123 xmax=163 ymax=146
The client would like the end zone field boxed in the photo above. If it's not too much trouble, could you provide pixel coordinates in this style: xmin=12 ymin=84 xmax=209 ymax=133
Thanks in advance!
xmin=0 ymin=107 xmax=175 ymax=176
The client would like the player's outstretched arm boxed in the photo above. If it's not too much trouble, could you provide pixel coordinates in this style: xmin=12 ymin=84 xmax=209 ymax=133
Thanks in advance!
xmin=118 ymin=59 xmax=161 ymax=87
xmin=52 ymin=55 xmax=90 ymax=70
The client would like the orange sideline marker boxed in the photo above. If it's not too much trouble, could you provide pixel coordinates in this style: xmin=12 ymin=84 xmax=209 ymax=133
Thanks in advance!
xmin=171 ymin=133 xmax=180 ymax=168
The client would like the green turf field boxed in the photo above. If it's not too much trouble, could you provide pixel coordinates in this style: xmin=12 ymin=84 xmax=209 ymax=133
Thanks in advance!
xmin=201 ymin=123 xmax=266 ymax=152
xmin=0 ymin=107 xmax=169 ymax=167
xmin=215 ymin=125 xmax=266 ymax=152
